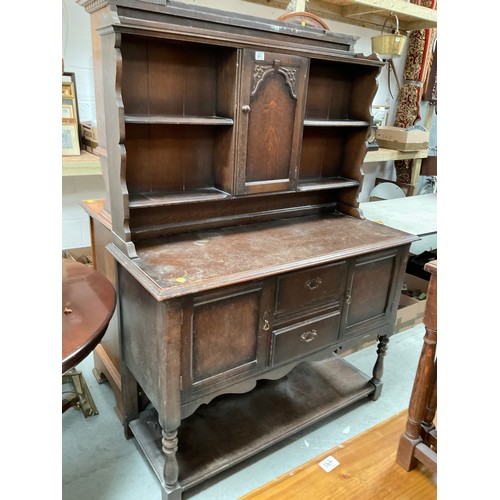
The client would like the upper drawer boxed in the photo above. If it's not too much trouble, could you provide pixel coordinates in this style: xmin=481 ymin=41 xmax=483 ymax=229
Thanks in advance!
xmin=275 ymin=261 xmax=347 ymax=317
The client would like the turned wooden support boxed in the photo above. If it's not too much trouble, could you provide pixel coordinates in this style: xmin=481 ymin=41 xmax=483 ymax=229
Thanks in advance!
xmin=396 ymin=260 xmax=437 ymax=472
xmin=370 ymin=334 xmax=389 ymax=400
xmin=162 ymin=429 xmax=179 ymax=487
xmin=422 ymin=359 xmax=437 ymax=437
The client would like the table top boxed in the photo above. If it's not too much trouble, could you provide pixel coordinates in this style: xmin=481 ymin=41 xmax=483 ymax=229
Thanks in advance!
xmin=62 ymin=259 xmax=116 ymax=374
xmin=360 ymin=193 xmax=437 ymax=238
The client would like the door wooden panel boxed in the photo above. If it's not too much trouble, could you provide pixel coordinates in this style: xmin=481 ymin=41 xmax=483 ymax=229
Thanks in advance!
xmin=235 ymin=49 xmax=308 ymax=195
xmin=340 ymin=250 xmax=401 ymax=339
xmin=192 ymin=291 xmax=258 ymax=382
xmin=181 ymin=280 xmax=274 ymax=398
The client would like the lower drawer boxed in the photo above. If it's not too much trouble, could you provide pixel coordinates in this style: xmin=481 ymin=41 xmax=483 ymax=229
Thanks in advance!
xmin=271 ymin=311 xmax=340 ymax=366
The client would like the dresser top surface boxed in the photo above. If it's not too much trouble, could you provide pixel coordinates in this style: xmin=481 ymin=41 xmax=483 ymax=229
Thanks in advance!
xmin=108 ymin=213 xmax=417 ymax=300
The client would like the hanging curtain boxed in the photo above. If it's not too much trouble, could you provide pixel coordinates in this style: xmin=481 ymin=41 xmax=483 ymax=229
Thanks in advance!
xmin=393 ymin=0 xmax=437 ymax=185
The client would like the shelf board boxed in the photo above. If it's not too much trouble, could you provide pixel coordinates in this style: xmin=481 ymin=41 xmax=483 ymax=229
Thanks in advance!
xmin=298 ymin=177 xmax=359 ymax=191
xmin=62 ymin=150 xmax=101 ymax=176
xmin=251 ymin=0 xmax=436 ymax=31
xmin=124 ymin=115 xmax=234 ymax=126
xmin=364 ymin=147 xmax=429 ymax=163
xmin=303 ymin=119 xmax=369 ymax=127
xmin=321 ymin=0 xmax=437 ymax=30
xmin=128 ymin=188 xmax=231 ymax=208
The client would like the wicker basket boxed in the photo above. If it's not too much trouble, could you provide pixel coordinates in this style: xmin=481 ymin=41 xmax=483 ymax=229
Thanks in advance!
xmin=371 ymin=13 xmax=407 ymax=59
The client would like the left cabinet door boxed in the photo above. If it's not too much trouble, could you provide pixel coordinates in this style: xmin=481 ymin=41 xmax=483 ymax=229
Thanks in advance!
xmin=235 ymin=49 xmax=308 ymax=195
xmin=180 ymin=279 xmax=275 ymax=403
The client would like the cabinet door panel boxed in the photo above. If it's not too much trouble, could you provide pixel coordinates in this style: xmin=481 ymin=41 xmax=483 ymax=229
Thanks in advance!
xmin=236 ymin=50 xmax=308 ymax=195
xmin=340 ymin=250 xmax=402 ymax=339
xmin=192 ymin=291 xmax=259 ymax=382
xmin=182 ymin=281 xmax=274 ymax=398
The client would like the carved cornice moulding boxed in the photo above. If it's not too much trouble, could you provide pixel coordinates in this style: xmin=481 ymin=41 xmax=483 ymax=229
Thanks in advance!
xmin=77 ymin=0 xmax=108 ymax=13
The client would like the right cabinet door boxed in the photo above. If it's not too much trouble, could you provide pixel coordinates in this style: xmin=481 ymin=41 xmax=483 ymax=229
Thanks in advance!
xmin=340 ymin=248 xmax=404 ymax=340
xmin=234 ymin=49 xmax=308 ymax=195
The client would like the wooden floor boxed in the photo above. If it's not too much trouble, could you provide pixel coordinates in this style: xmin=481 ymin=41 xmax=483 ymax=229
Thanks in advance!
xmin=239 ymin=409 xmax=437 ymax=500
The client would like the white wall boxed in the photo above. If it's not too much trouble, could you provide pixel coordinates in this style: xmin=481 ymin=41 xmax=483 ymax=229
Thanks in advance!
xmin=61 ymin=0 xmax=416 ymax=250
xmin=62 ymin=0 xmax=96 ymax=123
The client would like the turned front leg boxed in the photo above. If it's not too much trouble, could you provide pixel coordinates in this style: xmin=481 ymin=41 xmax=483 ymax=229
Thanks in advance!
xmin=162 ymin=429 xmax=179 ymax=488
xmin=159 ymin=425 xmax=182 ymax=500
xmin=369 ymin=334 xmax=389 ymax=400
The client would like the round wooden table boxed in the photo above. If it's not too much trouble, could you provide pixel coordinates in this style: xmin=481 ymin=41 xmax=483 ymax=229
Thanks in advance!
xmin=62 ymin=258 xmax=116 ymax=416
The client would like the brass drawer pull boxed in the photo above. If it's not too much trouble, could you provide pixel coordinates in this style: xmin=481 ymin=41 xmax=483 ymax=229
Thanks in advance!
xmin=305 ymin=277 xmax=322 ymax=290
xmin=300 ymin=329 xmax=317 ymax=343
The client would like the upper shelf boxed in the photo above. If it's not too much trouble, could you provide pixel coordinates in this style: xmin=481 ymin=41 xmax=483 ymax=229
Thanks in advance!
xmin=252 ymin=0 xmax=437 ymax=31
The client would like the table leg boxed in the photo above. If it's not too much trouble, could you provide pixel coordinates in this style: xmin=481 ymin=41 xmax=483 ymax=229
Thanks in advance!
xmin=62 ymin=368 xmax=99 ymax=417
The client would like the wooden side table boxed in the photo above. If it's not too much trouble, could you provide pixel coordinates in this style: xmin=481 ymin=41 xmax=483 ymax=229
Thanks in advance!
xmin=396 ymin=260 xmax=437 ymax=472
xmin=62 ymin=258 xmax=116 ymax=417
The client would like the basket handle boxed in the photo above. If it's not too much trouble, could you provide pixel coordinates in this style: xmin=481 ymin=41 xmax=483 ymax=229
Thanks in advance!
xmin=381 ymin=11 xmax=400 ymax=36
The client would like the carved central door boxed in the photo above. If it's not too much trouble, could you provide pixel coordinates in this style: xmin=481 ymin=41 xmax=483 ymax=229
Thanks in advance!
xmin=235 ymin=49 xmax=308 ymax=195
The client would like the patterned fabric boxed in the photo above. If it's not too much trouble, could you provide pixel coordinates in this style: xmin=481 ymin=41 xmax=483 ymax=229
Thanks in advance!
xmin=393 ymin=0 xmax=437 ymax=184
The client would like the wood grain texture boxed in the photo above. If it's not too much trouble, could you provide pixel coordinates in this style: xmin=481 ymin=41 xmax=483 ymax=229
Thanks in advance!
xmin=240 ymin=409 xmax=437 ymax=500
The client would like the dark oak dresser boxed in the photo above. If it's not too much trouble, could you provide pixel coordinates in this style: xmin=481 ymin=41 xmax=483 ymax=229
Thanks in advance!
xmin=77 ymin=1 xmax=417 ymax=498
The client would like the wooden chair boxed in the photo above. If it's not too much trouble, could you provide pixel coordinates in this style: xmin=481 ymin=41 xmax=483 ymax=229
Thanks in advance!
xmin=396 ymin=260 xmax=437 ymax=472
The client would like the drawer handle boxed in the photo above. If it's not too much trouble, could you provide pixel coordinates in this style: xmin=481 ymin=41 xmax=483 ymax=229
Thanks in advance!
xmin=263 ymin=319 xmax=270 ymax=331
xmin=242 ymin=105 xmax=251 ymax=113
xmin=300 ymin=329 xmax=317 ymax=343
xmin=305 ymin=278 xmax=322 ymax=290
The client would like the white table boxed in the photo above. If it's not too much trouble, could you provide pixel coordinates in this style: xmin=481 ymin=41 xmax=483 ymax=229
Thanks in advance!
xmin=360 ymin=193 xmax=437 ymax=255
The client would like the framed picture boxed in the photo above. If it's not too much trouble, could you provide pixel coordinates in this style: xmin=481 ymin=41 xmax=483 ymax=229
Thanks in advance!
xmin=372 ymin=105 xmax=390 ymax=127
xmin=62 ymin=80 xmax=74 ymax=97
xmin=62 ymin=103 xmax=74 ymax=122
xmin=62 ymin=123 xmax=80 ymax=156
xmin=62 ymin=73 xmax=80 ymax=128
